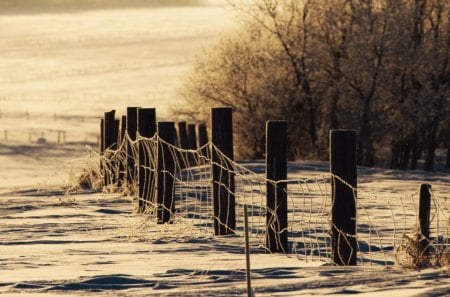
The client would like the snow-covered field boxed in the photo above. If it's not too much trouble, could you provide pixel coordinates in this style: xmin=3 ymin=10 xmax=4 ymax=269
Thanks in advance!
xmin=0 ymin=2 xmax=449 ymax=296
xmin=0 ymin=140 xmax=449 ymax=296
xmin=0 ymin=1 xmax=234 ymax=143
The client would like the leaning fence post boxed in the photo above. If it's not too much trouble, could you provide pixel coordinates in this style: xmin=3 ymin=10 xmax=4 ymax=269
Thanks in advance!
xmin=156 ymin=122 xmax=176 ymax=224
xmin=138 ymin=108 xmax=157 ymax=213
xmin=266 ymin=120 xmax=288 ymax=253
xmin=419 ymin=184 xmax=431 ymax=258
xmin=330 ymin=129 xmax=357 ymax=265
xmin=126 ymin=107 xmax=139 ymax=190
xmin=211 ymin=107 xmax=235 ymax=235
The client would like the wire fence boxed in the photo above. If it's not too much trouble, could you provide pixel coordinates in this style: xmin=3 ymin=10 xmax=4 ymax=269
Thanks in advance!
xmin=82 ymin=131 xmax=450 ymax=267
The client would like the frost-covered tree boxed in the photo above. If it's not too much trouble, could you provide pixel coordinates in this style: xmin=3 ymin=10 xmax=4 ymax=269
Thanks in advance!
xmin=174 ymin=0 xmax=449 ymax=169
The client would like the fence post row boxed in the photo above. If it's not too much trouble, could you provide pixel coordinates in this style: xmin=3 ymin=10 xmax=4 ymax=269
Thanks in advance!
xmin=126 ymin=107 xmax=139 ymax=190
xmin=156 ymin=122 xmax=176 ymax=224
xmin=211 ymin=107 xmax=236 ymax=235
xmin=419 ymin=184 xmax=432 ymax=258
xmin=330 ymin=129 xmax=357 ymax=266
xmin=266 ymin=120 xmax=288 ymax=253
xmin=137 ymin=108 xmax=157 ymax=213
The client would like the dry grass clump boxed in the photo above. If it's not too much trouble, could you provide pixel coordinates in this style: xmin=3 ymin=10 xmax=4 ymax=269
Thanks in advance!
xmin=76 ymin=167 xmax=103 ymax=190
xmin=395 ymin=227 xmax=450 ymax=272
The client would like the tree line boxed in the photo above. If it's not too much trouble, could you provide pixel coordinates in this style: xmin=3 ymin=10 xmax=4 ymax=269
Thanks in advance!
xmin=174 ymin=0 xmax=449 ymax=171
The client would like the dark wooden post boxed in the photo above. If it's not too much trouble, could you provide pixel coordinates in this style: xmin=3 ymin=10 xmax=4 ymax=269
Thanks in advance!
xmin=126 ymin=107 xmax=139 ymax=188
xmin=114 ymin=120 xmax=120 ymax=140
xmin=104 ymin=110 xmax=117 ymax=150
xmin=266 ymin=121 xmax=288 ymax=253
xmin=187 ymin=123 xmax=198 ymax=150
xmin=176 ymin=121 xmax=189 ymax=169
xmin=118 ymin=115 xmax=127 ymax=187
xmin=177 ymin=121 xmax=189 ymax=149
xmin=138 ymin=108 xmax=157 ymax=213
xmin=198 ymin=122 xmax=209 ymax=160
xmin=198 ymin=122 xmax=208 ymax=148
xmin=104 ymin=110 xmax=117 ymax=186
xmin=419 ymin=184 xmax=431 ymax=257
xmin=330 ymin=130 xmax=357 ymax=266
xmin=211 ymin=107 xmax=235 ymax=235
xmin=156 ymin=122 xmax=176 ymax=224
xmin=120 ymin=115 xmax=127 ymax=145
xmin=100 ymin=119 xmax=104 ymax=154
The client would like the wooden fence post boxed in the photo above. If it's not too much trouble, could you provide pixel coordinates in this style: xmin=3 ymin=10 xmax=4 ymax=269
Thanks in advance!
xmin=176 ymin=121 xmax=189 ymax=169
xmin=156 ymin=122 xmax=176 ymax=224
xmin=187 ymin=123 xmax=198 ymax=150
xmin=211 ymin=107 xmax=235 ymax=235
xmin=198 ymin=122 xmax=208 ymax=147
xmin=330 ymin=130 xmax=357 ymax=266
xmin=177 ymin=121 xmax=189 ymax=149
xmin=138 ymin=108 xmax=157 ymax=213
xmin=419 ymin=184 xmax=431 ymax=257
xmin=198 ymin=122 xmax=209 ymax=160
xmin=126 ymin=107 xmax=139 ymax=189
xmin=104 ymin=110 xmax=117 ymax=186
xmin=266 ymin=120 xmax=288 ymax=253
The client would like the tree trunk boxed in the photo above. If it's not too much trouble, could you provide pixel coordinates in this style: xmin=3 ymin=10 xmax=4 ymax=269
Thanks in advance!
xmin=399 ymin=140 xmax=411 ymax=170
xmin=357 ymin=100 xmax=374 ymax=166
xmin=424 ymin=125 xmax=437 ymax=172
xmin=410 ymin=135 xmax=421 ymax=170
xmin=330 ymin=88 xmax=339 ymax=130
xmin=446 ymin=146 xmax=450 ymax=169
xmin=390 ymin=141 xmax=400 ymax=169
xmin=308 ymin=105 xmax=318 ymax=158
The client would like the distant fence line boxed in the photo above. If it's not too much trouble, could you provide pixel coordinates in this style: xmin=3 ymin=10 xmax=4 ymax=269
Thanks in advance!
xmin=0 ymin=111 xmax=101 ymax=144
xmin=0 ymin=128 xmax=100 ymax=145
xmin=94 ymin=106 xmax=449 ymax=267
